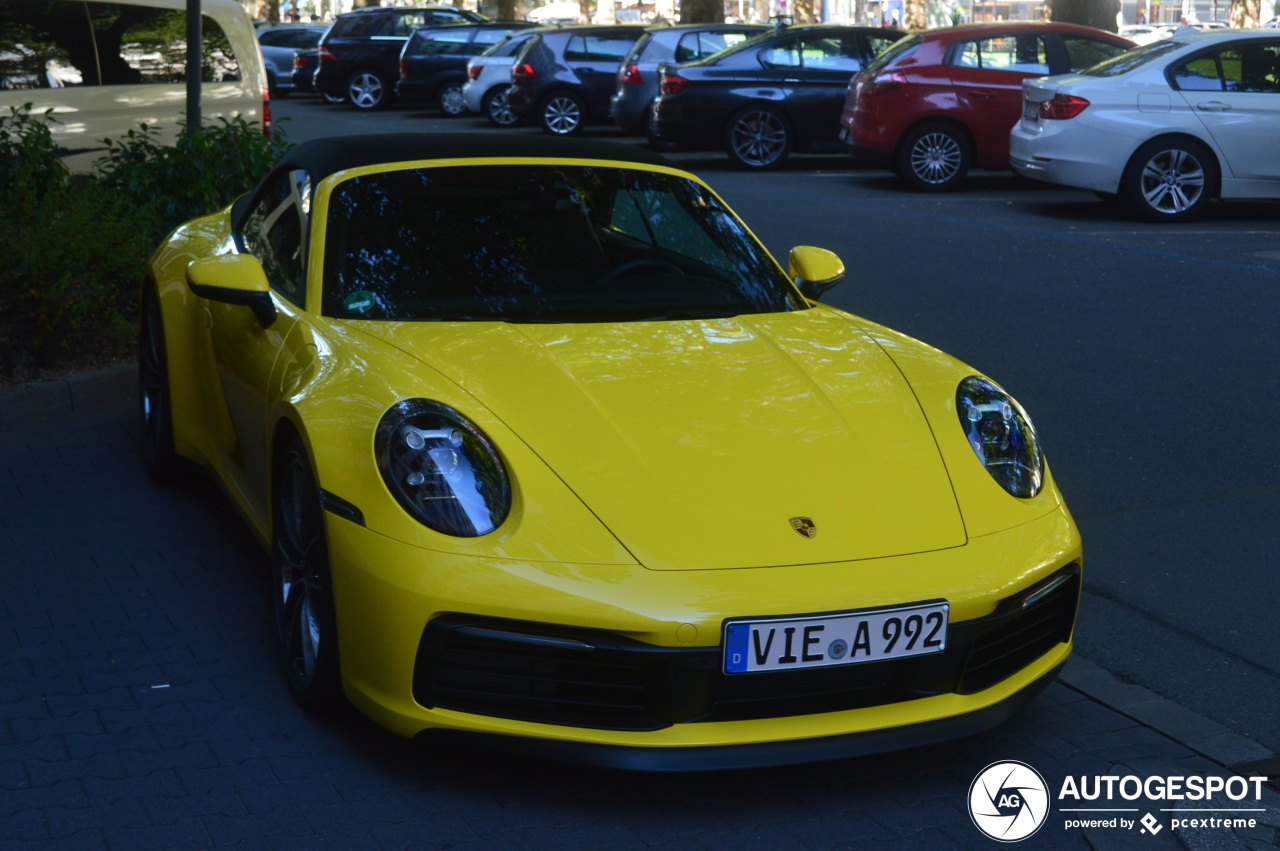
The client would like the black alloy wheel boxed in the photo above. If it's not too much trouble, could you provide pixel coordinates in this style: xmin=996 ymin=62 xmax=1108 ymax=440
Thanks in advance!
xmin=725 ymin=106 xmax=792 ymax=170
xmin=897 ymin=122 xmax=971 ymax=191
xmin=138 ymin=287 xmax=182 ymax=484
xmin=483 ymin=86 xmax=519 ymax=127
xmin=539 ymin=91 xmax=586 ymax=136
xmin=1121 ymin=137 xmax=1216 ymax=223
xmin=273 ymin=441 xmax=343 ymax=712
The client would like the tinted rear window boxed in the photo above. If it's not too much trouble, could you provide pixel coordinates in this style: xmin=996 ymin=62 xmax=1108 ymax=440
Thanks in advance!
xmin=1078 ymin=41 xmax=1180 ymax=76
xmin=864 ymin=34 xmax=919 ymax=74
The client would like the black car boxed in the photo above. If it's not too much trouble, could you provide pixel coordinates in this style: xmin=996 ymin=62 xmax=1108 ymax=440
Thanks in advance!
xmin=397 ymin=21 xmax=537 ymax=115
xmin=314 ymin=5 xmax=486 ymax=110
xmin=506 ymin=25 xmax=649 ymax=135
xmin=650 ymin=24 xmax=905 ymax=169
xmin=609 ymin=23 xmax=768 ymax=135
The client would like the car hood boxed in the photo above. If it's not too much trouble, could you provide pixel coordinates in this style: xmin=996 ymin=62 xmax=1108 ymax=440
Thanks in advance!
xmin=354 ymin=308 xmax=966 ymax=570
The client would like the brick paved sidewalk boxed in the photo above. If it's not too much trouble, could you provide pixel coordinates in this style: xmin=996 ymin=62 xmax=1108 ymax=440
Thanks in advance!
xmin=2 ymin=399 xmax=1275 ymax=850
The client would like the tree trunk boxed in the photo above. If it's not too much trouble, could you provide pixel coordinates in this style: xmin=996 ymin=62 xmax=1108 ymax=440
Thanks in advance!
xmin=578 ymin=0 xmax=595 ymax=21
xmin=681 ymin=0 xmax=725 ymax=23
xmin=1046 ymin=0 xmax=1121 ymax=31
xmin=1229 ymin=0 xmax=1261 ymax=26
xmin=496 ymin=0 xmax=519 ymax=19
xmin=792 ymin=0 xmax=817 ymax=22
xmin=754 ymin=0 xmax=769 ymax=21
xmin=352 ymin=0 xmax=380 ymax=8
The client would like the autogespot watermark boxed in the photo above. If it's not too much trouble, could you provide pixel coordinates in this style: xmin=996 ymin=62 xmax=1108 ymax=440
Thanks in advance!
xmin=966 ymin=762 xmax=1271 ymax=842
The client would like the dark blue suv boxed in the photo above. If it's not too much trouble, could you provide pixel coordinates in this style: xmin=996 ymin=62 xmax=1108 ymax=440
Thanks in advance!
xmin=506 ymin=25 xmax=648 ymax=135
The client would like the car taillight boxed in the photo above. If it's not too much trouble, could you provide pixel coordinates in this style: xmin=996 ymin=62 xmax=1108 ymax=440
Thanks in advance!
xmin=862 ymin=71 xmax=906 ymax=97
xmin=659 ymin=74 xmax=687 ymax=96
xmin=293 ymin=54 xmax=306 ymax=69
xmin=263 ymin=89 xmax=271 ymax=138
xmin=621 ymin=63 xmax=641 ymax=85
xmin=467 ymin=65 xmax=481 ymax=81
xmin=513 ymin=63 xmax=534 ymax=78
xmin=399 ymin=59 xmax=408 ymax=79
xmin=1039 ymin=93 xmax=1090 ymax=120
xmin=318 ymin=46 xmax=337 ymax=64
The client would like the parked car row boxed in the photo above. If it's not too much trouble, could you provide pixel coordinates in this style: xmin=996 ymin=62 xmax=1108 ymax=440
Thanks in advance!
xmin=277 ymin=7 xmax=1280 ymax=221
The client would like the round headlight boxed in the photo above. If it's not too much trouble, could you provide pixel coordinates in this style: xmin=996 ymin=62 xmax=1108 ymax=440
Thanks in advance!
xmin=956 ymin=377 xmax=1043 ymax=499
xmin=375 ymin=399 xmax=511 ymax=537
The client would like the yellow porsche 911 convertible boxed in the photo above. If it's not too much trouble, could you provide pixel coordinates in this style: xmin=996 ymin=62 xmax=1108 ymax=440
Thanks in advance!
xmin=141 ymin=134 xmax=1081 ymax=770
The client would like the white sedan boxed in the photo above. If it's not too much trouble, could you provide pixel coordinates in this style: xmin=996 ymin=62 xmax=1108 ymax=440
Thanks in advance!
xmin=1010 ymin=29 xmax=1280 ymax=221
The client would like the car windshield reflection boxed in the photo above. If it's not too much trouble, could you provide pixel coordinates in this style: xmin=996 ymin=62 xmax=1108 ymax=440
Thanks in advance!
xmin=321 ymin=164 xmax=804 ymax=323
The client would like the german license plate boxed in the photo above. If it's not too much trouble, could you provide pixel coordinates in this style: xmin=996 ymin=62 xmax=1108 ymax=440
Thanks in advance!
xmin=723 ymin=602 xmax=948 ymax=674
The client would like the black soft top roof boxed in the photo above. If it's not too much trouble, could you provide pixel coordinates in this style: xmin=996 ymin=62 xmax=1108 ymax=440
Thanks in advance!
xmin=288 ymin=133 xmax=671 ymax=183
xmin=233 ymin=133 xmax=675 ymax=228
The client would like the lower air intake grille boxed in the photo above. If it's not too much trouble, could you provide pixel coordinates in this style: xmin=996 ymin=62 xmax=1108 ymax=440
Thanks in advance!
xmin=414 ymin=565 xmax=1080 ymax=731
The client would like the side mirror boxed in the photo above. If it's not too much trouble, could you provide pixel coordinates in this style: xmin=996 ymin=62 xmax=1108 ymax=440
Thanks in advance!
xmin=186 ymin=254 xmax=276 ymax=327
xmin=788 ymin=246 xmax=845 ymax=302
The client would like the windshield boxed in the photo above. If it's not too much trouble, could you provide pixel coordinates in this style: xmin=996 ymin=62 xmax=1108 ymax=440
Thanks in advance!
xmin=1078 ymin=40 xmax=1181 ymax=76
xmin=321 ymin=165 xmax=804 ymax=323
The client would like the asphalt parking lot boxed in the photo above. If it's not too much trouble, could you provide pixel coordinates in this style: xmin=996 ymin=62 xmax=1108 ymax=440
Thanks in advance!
xmin=3 ymin=96 xmax=1279 ymax=850
xmin=1 ymin=392 xmax=1277 ymax=849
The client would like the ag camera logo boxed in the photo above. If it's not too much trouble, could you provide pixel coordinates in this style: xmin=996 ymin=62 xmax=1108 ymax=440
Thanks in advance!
xmin=969 ymin=761 xmax=1051 ymax=842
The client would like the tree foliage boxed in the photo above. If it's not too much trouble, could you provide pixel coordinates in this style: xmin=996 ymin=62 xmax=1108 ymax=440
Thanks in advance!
xmin=680 ymin=0 xmax=725 ymax=23
xmin=1230 ymin=0 xmax=1262 ymax=27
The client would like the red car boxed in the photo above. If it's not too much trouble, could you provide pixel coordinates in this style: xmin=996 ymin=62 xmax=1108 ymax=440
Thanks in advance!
xmin=840 ymin=23 xmax=1133 ymax=190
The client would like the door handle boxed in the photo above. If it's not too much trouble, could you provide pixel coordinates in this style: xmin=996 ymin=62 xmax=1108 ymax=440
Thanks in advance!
xmin=1196 ymin=101 xmax=1232 ymax=111
xmin=967 ymin=89 xmax=994 ymax=99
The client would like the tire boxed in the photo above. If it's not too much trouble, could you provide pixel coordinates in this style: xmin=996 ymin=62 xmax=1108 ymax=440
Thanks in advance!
xmin=272 ymin=440 xmax=344 ymax=712
xmin=138 ymin=287 xmax=183 ymax=484
xmin=438 ymin=82 xmax=466 ymax=117
xmin=896 ymin=122 xmax=971 ymax=191
xmin=483 ymin=86 xmax=519 ymax=127
xmin=724 ymin=106 xmax=792 ymax=170
xmin=346 ymin=69 xmax=392 ymax=111
xmin=539 ymin=90 xmax=586 ymax=136
xmin=1120 ymin=137 xmax=1216 ymax=223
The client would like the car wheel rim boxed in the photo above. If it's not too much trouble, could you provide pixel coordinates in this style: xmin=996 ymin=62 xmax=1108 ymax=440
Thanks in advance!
xmin=489 ymin=89 xmax=516 ymax=125
xmin=276 ymin=454 xmax=324 ymax=688
xmin=138 ymin=298 xmax=166 ymax=460
xmin=730 ymin=111 xmax=787 ymax=167
xmin=544 ymin=96 xmax=580 ymax=134
xmin=349 ymin=73 xmax=382 ymax=108
xmin=910 ymin=131 xmax=963 ymax=184
xmin=1140 ymin=149 xmax=1205 ymax=214
xmin=441 ymin=86 xmax=464 ymax=115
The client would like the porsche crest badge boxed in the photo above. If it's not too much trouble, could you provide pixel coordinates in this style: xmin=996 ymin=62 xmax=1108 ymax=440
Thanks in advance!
xmin=789 ymin=517 xmax=816 ymax=538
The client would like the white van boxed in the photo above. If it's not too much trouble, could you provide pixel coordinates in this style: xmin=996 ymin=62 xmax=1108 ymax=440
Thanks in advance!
xmin=0 ymin=0 xmax=268 ymax=172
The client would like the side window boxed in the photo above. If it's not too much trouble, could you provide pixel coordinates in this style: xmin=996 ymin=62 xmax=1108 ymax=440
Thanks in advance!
xmin=85 ymin=5 xmax=241 ymax=85
xmin=241 ymin=169 xmax=311 ymax=306
xmin=1062 ymin=36 xmax=1128 ymax=72
xmin=865 ymin=32 xmax=899 ymax=57
xmin=675 ymin=32 xmax=701 ymax=63
xmin=415 ymin=30 xmax=471 ymax=55
xmin=796 ymin=36 xmax=863 ymax=72
xmin=258 ymin=30 xmax=290 ymax=47
xmin=0 ymin=0 xmax=96 ymax=89
xmin=760 ymin=38 xmax=801 ymax=69
xmin=563 ymin=34 xmax=588 ymax=61
xmin=473 ymin=28 xmax=511 ymax=48
xmin=1232 ymin=43 xmax=1280 ymax=93
xmin=1173 ymin=54 xmax=1222 ymax=90
xmin=952 ymin=34 xmax=1048 ymax=74
xmin=581 ymin=35 xmax=636 ymax=62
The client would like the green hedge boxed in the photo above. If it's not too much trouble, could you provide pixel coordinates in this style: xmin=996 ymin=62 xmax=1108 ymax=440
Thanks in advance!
xmin=0 ymin=106 xmax=288 ymax=381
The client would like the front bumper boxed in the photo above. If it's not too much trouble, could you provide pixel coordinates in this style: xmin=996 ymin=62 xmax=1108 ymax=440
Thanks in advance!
xmin=419 ymin=661 xmax=1065 ymax=771
xmin=326 ymin=505 xmax=1081 ymax=760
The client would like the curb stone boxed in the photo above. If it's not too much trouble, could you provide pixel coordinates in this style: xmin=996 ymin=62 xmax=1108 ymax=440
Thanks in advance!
xmin=0 ymin=362 xmax=135 ymax=428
